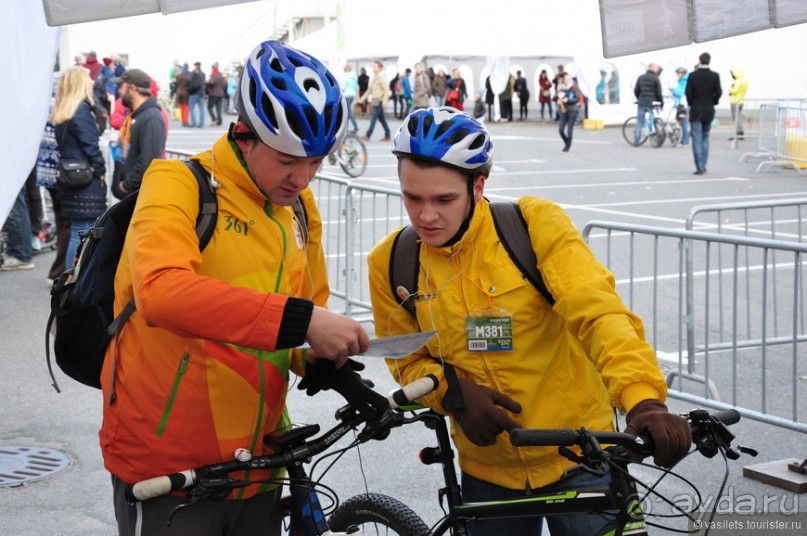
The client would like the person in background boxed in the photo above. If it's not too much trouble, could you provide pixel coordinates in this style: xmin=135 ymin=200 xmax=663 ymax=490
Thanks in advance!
xmin=368 ymin=106 xmax=691 ymax=536
xmin=174 ymin=63 xmax=191 ymax=127
xmin=110 ymin=69 xmax=168 ymax=197
xmin=226 ymin=65 xmax=240 ymax=114
xmin=432 ymin=68 xmax=448 ymax=107
xmin=341 ymin=64 xmax=360 ymax=133
xmin=446 ymin=68 xmax=467 ymax=111
xmin=50 ymin=66 xmax=107 ymax=271
xmin=671 ymin=67 xmax=690 ymax=146
xmin=401 ymin=68 xmax=413 ymax=118
xmin=632 ymin=63 xmax=663 ymax=146
xmin=358 ymin=60 xmax=392 ymax=142
xmin=498 ymin=73 xmax=514 ymax=122
xmin=557 ymin=73 xmax=580 ymax=152
xmin=1 ymin=185 xmax=35 ymax=271
xmin=473 ymin=90 xmax=486 ymax=122
xmin=538 ymin=69 xmax=553 ymax=121
xmin=357 ymin=66 xmax=369 ymax=116
xmin=728 ymin=67 xmax=749 ymax=141
xmin=206 ymin=62 xmax=226 ymax=127
xmin=188 ymin=61 xmax=206 ymax=128
xmin=100 ymin=39 xmax=370 ymax=536
xmin=514 ymin=70 xmax=530 ymax=121
xmin=411 ymin=62 xmax=432 ymax=111
xmin=686 ymin=52 xmax=722 ymax=175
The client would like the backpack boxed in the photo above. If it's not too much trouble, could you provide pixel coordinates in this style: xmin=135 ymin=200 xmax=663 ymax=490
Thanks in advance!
xmin=389 ymin=201 xmax=554 ymax=319
xmin=46 ymin=160 xmax=311 ymax=392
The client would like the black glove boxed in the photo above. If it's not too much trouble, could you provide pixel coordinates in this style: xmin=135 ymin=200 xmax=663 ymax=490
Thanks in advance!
xmin=624 ymin=399 xmax=692 ymax=468
xmin=298 ymin=359 xmax=387 ymax=418
xmin=298 ymin=358 xmax=365 ymax=396
xmin=442 ymin=377 xmax=522 ymax=447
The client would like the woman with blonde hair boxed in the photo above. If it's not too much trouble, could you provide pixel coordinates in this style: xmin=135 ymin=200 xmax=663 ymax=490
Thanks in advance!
xmin=51 ymin=66 xmax=107 ymax=272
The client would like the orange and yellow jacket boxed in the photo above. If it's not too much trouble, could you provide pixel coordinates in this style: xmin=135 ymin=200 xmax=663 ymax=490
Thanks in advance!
xmin=100 ymin=134 xmax=328 ymax=497
xmin=368 ymin=197 xmax=667 ymax=491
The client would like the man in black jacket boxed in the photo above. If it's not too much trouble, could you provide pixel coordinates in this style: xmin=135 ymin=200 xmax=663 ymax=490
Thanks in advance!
xmin=685 ymin=52 xmax=722 ymax=175
xmin=632 ymin=63 xmax=663 ymax=146
xmin=111 ymin=69 xmax=167 ymax=195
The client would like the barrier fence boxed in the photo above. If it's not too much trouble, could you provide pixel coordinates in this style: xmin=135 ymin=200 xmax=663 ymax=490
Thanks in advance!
xmin=582 ymin=220 xmax=807 ymax=433
xmin=739 ymin=100 xmax=807 ymax=172
xmin=163 ymin=147 xmax=807 ymax=433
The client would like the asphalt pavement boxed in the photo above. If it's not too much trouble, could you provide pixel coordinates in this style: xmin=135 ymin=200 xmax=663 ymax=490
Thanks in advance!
xmin=2 ymin=112 xmax=805 ymax=535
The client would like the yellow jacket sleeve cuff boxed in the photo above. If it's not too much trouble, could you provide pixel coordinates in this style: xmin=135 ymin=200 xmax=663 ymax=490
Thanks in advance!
xmin=620 ymin=382 xmax=662 ymax=413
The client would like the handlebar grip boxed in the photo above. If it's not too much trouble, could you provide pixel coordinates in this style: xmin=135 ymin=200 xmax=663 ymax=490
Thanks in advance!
xmin=510 ymin=428 xmax=577 ymax=447
xmin=388 ymin=374 xmax=438 ymax=409
xmin=712 ymin=409 xmax=741 ymax=426
xmin=126 ymin=469 xmax=196 ymax=502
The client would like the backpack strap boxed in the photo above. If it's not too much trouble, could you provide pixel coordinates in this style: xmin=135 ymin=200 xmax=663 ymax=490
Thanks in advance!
xmin=389 ymin=224 xmax=420 ymax=317
xmin=489 ymin=201 xmax=555 ymax=306
xmin=105 ymin=160 xmax=218 ymax=403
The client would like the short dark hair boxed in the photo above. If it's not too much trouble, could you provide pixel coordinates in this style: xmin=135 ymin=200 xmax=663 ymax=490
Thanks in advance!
xmin=699 ymin=52 xmax=711 ymax=65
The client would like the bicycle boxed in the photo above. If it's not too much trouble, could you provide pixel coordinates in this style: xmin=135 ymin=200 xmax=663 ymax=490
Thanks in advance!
xmin=622 ymin=101 xmax=667 ymax=148
xmin=327 ymin=131 xmax=368 ymax=177
xmin=126 ymin=372 xmax=755 ymax=536
xmin=125 ymin=375 xmax=439 ymax=536
xmin=329 ymin=407 xmax=757 ymax=536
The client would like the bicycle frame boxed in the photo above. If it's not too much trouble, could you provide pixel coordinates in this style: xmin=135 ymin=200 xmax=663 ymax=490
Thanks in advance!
xmin=415 ymin=411 xmax=648 ymax=536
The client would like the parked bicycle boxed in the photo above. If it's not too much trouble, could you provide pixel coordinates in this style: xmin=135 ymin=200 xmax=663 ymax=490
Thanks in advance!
xmin=327 ymin=131 xmax=368 ymax=177
xmin=622 ymin=101 xmax=667 ymax=148
xmin=126 ymin=373 xmax=754 ymax=536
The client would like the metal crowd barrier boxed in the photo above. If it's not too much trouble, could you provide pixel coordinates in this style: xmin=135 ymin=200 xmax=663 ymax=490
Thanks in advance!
xmin=582 ymin=220 xmax=807 ymax=433
xmin=686 ymin=197 xmax=807 ymax=242
xmin=739 ymin=101 xmax=807 ymax=172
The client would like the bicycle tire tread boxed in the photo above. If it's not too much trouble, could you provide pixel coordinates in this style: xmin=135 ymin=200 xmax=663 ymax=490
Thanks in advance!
xmin=329 ymin=492 xmax=429 ymax=536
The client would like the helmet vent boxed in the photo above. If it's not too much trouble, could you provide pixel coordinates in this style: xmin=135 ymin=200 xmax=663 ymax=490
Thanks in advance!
xmin=325 ymin=72 xmax=337 ymax=87
xmin=271 ymin=77 xmax=287 ymax=91
xmin=448 ymin=128 xmax=469 ymax=145
xmin=262 ymin=92 xmax=278 ymax=129
xmin=270 ymin=57 xmax=283 ymax=72
xmin=303 ymin=107 xmax=319 ymax=136
xmin=286 ymin=108 xmax=307 ymax=139
xmin=303 ymin=78 xmax=320 ymax=92
xmin=435 ymin=120 xmax=453 ymax=139
xmin=289 ymin=56 xmax=304 ymax=68
xmin=408 ymin=116 xmax=419 ymax=136
xmin=468 ymin=133 xmax=485 ymax=150
xmin=324 ymin=104 xmax=335 ymax=135
xmin=421 ymin=115 xmax=433 ymax=134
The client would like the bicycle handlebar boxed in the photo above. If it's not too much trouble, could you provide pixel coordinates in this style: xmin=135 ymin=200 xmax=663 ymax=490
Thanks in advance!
xmin=126 ymin=374 xmax=439 ymax=502
xmin=509 ymin=408 xmax=742 ymax=458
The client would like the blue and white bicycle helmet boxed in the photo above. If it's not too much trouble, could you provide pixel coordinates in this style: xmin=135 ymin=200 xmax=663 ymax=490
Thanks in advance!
xmin=392 ymin=107 xmax=493 ymax=178
xmin=234 ymin=40 xmax=347 ymax=157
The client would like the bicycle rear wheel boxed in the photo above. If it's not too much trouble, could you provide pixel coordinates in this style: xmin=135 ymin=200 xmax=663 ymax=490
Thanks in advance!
xmin=338 ymin=133 xmax=368 ymax=177
xmin=668 ymin=124 xmax=681 ymax=147
xmin=622 ymin=117 xmax=646 ymax=146
xmin=648 ymin=118 xmax=666 ymax=148
xmin=329 ymin=493 xmax=429 ymax=536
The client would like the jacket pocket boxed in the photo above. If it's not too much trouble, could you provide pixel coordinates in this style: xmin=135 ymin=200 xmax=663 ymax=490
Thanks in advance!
xmin=156 ymin=352 xmax=190 ymax=437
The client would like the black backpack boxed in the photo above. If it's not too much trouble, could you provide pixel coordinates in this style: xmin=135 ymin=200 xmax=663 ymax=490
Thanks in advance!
xmin=46 ymin=158 xmax=312 ymax=393
xmin=389 ymin=201 xmax=555 ymax=318
xmin=46 ymin=160 xmax=216 ymax=392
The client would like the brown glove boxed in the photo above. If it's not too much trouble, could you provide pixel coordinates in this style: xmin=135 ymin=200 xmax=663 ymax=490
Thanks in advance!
xmin=624 ymin=399 xmax=692 ymax=468
xmin=442 ymin=377 xmax=522 ymax=447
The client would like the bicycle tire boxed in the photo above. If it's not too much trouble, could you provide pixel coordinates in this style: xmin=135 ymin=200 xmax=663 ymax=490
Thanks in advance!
xmin=649 ymin=118 xmax=666 ymax=148
xmin=338 ymin=134 xmax=368 ymax=178
xmin=329 ymin=493 xmax=429 ymax=536
xmin=622 ymin=117 xmax=646 ymax=146
xmin=668 ymin=124 xmax=681 ymax=147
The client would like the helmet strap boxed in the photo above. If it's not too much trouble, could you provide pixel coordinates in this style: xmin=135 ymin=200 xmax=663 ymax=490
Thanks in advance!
xmin=439 ymin=174 xmax=477 ymax=248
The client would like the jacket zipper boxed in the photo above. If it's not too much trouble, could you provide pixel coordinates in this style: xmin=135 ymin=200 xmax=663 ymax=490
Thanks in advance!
xmin=156 ymin=353 xmax=190 ymax=437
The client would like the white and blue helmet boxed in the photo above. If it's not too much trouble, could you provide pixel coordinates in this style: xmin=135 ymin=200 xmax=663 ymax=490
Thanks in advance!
xmin=392 ymin=107 xmax=493 ymax=177
xmin=234 ymin=40 xmax=347 ymax=157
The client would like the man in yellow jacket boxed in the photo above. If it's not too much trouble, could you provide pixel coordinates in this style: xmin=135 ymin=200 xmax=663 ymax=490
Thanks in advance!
xmin=368 ymin=107 xmax=691 ymax=535
xmin=100 ymin=40 xmax=370 ymax=536
xmin=729 ymin=67 xmax=749 ymax=140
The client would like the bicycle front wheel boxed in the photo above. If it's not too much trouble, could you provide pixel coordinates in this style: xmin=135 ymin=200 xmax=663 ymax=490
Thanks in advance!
xmin=338 ymin=134 xmax=368 ymax=177
xmin=649 ymin=118 xmax=667 ymax=148
xmin=622 ymin=117 xmax=646 ymax=146
xmin=329 ymin=493 xmax=429 ymax=536
xmin=668 ymin=124 xmax=681 ymax=147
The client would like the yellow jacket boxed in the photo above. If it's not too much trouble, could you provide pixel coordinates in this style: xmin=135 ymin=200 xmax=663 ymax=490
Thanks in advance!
xmin=368 ymin=197 xmax=666 ymax=490
xmin=100 ymin=134 xmax=328 ymax=496
xmin=729 ymin=68 xmax=749 ymax=105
